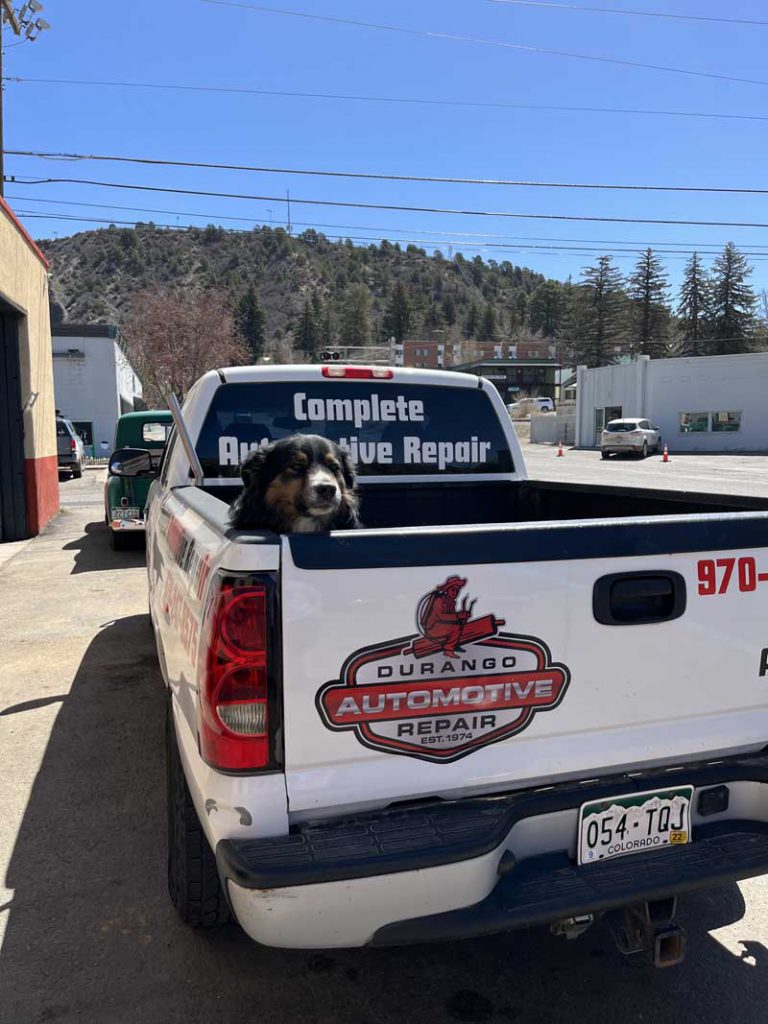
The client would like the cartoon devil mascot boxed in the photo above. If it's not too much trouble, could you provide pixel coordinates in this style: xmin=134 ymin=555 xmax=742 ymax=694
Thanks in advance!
xmin=404 ymin=576 xmax=504 ymax=659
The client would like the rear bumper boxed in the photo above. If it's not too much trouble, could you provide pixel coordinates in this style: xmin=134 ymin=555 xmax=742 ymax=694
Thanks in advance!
xmin=109 ymin=519 xmax=146 ymax=533
xmin=601 ymin=444 xmax=645 ymax=453
xmin=218 ymin=754 xmax=768 ymax=948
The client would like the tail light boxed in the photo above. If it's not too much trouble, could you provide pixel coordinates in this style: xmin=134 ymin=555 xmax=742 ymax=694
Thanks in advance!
xmin=70 ymin=437 xmax=77 ymax=451
xmin=322 ymin=366 xmax=393 ymax=379
xmin=200 ymin=578 xmax=275 ymax=771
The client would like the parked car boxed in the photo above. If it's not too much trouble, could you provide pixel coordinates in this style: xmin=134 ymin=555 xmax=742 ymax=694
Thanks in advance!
xmin=104 ymin=410 xmax=173 ymax=550
xmin=134 ymin=365 xmax=768 ymax=963
xmin=507 ymin=397 xmax=555 ymax=416
xmin=56 ymin=416 xmax=84 ymax=479
xmin=601 ymin=418 xmax=662 ymax=459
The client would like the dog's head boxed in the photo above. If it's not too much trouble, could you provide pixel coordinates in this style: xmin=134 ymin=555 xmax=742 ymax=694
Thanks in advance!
xmin=230 ymin=434 xmax=359 ymax=533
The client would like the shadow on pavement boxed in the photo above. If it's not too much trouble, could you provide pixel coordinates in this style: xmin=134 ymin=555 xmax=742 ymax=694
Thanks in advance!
xmin=2 ymin=615 xmax=768 ymax=1023
xmin=62 ymin=521 xmax=145 ymax=574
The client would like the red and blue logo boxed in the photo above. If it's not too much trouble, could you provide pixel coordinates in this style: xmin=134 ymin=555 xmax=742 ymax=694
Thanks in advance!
xmin=316 ymin=576 xmax=571 ymax=763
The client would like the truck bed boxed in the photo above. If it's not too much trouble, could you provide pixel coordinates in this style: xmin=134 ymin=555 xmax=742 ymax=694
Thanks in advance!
xmin=202 ymin=479 xmax=768 ymax=534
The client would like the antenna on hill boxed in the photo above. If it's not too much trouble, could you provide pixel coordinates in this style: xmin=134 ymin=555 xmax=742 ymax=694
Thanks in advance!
xmin=286 ymin=189 xmax=292 ymax=236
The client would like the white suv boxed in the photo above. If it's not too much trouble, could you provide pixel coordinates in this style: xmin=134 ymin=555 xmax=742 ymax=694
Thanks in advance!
xmin=601 ymin=418 xmax=661 ymax=459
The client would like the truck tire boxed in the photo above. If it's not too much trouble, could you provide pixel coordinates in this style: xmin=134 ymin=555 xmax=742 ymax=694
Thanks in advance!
xmin=601 ymin=450 xmax=610 ymax=460
xmin=166 ymin=700 xmax=229 ymax=927
xmin=72 ymin=462 xmax=83 ymax=479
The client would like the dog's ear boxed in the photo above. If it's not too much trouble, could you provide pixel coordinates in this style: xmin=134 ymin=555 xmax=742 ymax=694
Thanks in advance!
xmin=337 ymin=447 xmax=357 ymax=490
xmin=240 ymin=445 xmax=269 ymax=490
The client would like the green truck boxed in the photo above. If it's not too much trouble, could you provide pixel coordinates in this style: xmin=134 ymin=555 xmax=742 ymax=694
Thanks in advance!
xmin=104 ymin=410 xmax=173 ymax=550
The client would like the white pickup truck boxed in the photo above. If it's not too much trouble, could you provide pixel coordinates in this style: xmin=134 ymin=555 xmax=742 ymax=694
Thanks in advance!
xmin=143 ymin=363 xmax=768 ymax=965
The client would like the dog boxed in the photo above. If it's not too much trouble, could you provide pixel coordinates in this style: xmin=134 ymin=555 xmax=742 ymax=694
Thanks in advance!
xmin=229 ymin=434 xmax=361 ymax=534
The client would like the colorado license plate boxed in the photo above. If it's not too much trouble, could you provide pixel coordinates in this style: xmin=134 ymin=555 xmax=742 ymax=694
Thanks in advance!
xmin=577 ymin=786 xmax=693 ymax=866
xmin=112 ymin=507 xmax=140 ymax=521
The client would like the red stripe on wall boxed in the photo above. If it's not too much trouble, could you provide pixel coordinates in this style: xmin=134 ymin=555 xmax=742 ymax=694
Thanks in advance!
xmin=24 ymin=455 xmax=59 ymax=535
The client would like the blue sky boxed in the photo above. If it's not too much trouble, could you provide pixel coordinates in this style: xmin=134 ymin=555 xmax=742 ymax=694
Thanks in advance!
xmin=3 ymin=0 xmax=768 ymax=294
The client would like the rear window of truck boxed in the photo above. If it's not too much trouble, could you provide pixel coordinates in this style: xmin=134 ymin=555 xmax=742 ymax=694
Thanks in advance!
xmin=196 ymin=382 xmax=515 ymax=477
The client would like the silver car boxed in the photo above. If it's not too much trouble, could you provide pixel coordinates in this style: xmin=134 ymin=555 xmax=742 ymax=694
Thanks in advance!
xmin=601 ymin=418 xmax=662 ymax=459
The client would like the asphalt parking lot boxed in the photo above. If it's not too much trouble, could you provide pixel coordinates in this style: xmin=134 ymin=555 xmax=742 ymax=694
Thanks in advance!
xmin=522 ymin=441 xmax=768 ymax=498
xmin=3 ymin=467 xmax=768 ymax=1024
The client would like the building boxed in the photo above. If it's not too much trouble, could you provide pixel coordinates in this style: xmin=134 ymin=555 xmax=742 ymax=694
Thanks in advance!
xmin=391 ymin=337 xmax=557 ymax=369
xmin=0 ymin=198 xmax=59 ymax=543
xmin=576 ymin=353 xmax=768 ymax=451
xmin=451 ymin=358 xmax=560 ymax=403
xmin=51 ymin=324 xmax=143 ymax=457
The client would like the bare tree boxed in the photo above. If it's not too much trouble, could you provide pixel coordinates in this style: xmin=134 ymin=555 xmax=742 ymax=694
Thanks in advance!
xmin=121 ymin=288 xmax=248 ymax=404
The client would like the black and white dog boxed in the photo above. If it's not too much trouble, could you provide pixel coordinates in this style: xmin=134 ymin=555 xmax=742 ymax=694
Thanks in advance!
xmin=229 ymin=434 xmax=361 ymax=534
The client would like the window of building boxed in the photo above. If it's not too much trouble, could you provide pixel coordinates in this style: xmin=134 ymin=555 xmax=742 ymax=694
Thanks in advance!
xmin=680 ymin=412 xmax=710 ymax=433
xmin=711 ymin=411 xmax=742 ymax=432
xmin=679 ymin=411 xmax=742 ymax=433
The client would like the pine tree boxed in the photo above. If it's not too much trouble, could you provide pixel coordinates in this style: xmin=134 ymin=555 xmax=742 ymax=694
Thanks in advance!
xmin=709 ymin=242 xmax=756 ymax=353
xmin=463 ymin=300 xmax=481 ymax=339
xmin=514 ymin=291 xmax=528 ymax=329
xmin=339 ymin=284 xmax=372 ymax=347
xmin=235 ymin=284 xmax=266 ymax=361
xmin=676 ymin=253 xmax=710 ymax=357
xmin=528 ymin=280 xmax=564 ymax=336
xmin=567 ymin=256 xmax=625 ymax=367
xmin=441 ymin=293 xmax=457 ymax=325
xmin=383 ymin=281 xmax=412 ymax=343
xmin=478 ymin=304 xmax=497 ymax=341
xmin=296 ymin=295 xmax=319 ymax=356
xmin=627 ymin=248 xmax=670 ymax=358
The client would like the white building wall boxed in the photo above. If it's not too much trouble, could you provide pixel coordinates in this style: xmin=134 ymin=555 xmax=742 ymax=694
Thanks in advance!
xmin=647 ymin=353 xmax=768 ymax=452
xmin=576 ymin=352 xmax=768 ymax=451
xmin=52 ymin=334 xmax=142 ymax=455
xmin=575 ymin=359 xmax=648 ymax=446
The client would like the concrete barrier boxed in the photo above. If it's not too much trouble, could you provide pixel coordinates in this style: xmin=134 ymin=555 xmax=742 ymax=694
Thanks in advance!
xmin=530 ymin=414 xmax=576 ymax=445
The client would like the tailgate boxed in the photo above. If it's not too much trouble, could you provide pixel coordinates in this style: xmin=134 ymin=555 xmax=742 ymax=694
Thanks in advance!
xmin=280 ymin=515 xmax=768 ymax=816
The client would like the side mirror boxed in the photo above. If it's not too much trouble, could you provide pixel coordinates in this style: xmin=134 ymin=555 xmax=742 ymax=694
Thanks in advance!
xmin=109 ymin=447 xmax=156 ymax=477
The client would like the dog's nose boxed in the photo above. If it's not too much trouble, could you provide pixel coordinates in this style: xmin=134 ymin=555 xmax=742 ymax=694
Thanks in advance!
xmin=314 ymin=483 xmax=337 ymax=501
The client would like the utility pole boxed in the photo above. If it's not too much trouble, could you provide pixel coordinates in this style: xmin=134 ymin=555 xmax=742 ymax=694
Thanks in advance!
xmin=0 ymin=1 xmax=50 ymax=197
xmin=286 ymin=189 xmax=291 ymax=236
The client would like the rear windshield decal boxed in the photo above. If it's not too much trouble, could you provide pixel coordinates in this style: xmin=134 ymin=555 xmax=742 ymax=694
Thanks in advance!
xmin=316 ymin=576 xmax=571 ymax=763
xmin=195 ymin=382 xmax=514 ymax=477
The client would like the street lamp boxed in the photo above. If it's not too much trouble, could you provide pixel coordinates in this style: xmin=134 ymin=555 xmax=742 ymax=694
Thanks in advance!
xmin=1 ymin=0 xmax=51 ymax=196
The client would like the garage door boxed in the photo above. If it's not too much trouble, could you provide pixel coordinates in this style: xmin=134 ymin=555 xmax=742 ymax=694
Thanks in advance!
xmin=0 ymin=309 xmax=28 ymax=542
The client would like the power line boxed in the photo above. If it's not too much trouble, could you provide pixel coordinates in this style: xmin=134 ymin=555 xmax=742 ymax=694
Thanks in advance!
xmin=20 ymin=210 xmax=768 ymax=263
xmin=485 ymin=0 xmax=768 ymax=28
xmin=199 ymin=0 xmax=768 ymax=89
xmin=10 ymin=193 xmax=768 ymax=252
xmin=5 ymin=74 xmax=768 ymax=125
xmin=7 ymin=148 xmax=768 ymax=196
xmin=10 ymin=174 xmax=768 ymax=229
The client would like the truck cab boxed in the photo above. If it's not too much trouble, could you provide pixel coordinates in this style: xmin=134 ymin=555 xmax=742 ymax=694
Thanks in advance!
xmin=104 ymin=410 xmax=173 ymax=550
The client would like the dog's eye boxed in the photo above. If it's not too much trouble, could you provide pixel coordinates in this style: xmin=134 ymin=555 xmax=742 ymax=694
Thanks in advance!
xmin=327 ymin=460 xmax=341 ymax=476
xmin=287 ymin=463 xmax=306 ymax=475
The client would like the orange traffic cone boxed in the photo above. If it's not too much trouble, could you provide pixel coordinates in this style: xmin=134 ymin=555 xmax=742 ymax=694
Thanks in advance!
xmin=557 ymin=440 xmax=564 ymax=457
xmin=662 ymin=444 xmax=670 ymax=463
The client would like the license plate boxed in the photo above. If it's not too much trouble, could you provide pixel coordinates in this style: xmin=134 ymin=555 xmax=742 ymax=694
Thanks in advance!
xmin=112 ymin=507 xmax=141 ymax=521
xmin=577 ymin=785 xmax=693 ymax=866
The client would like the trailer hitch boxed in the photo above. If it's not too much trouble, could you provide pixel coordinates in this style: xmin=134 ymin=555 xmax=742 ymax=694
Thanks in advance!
xmin=609 ymin=898 xmax=686 ymax=968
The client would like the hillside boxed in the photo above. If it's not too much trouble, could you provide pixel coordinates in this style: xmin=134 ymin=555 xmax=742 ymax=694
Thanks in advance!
xmin=38 ymin=223 xmax=555 ymax=345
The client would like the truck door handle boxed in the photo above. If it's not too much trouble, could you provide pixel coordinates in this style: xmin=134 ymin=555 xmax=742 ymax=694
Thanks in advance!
xmin=593 ymin=571 xmax=686 ymax=626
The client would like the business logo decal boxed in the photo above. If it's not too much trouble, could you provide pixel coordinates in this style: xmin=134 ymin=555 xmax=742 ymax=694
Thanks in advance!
xmin=316 ymin=576 xmax=571 ymax=763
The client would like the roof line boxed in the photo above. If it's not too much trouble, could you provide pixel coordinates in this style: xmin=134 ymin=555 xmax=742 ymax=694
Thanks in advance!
xmin=0 ymin=197 xmax=50 ymax=268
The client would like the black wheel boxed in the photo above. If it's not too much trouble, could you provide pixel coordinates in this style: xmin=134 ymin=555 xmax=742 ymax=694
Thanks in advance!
xmin=72 ymin=462 xmax=83 ymax=479
xmin=109 ymin=528 xmax=130 ymax=551
xmin=601 ymin=450 xmax=610 ymax=460
xmin=640 ymin=441 xmax=648 ymax=459
xmin=656 ymin=438 xmax=663 ymax=454
xmin=166 ymin=700 xmax=229 ymax=927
